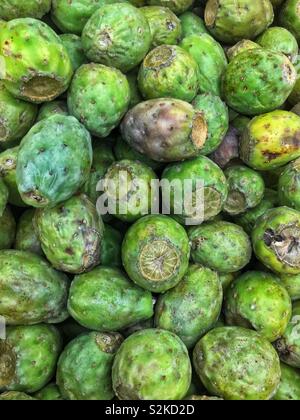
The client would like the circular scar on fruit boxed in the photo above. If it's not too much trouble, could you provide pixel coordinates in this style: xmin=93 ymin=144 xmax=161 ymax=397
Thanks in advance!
xmin=264 ymin=225 xmax=300 ymax=268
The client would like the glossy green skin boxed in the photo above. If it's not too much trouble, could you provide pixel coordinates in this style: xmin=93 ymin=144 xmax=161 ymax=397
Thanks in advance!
xmin=193 ymin=93 xmax=229 ymax=155
xmin=68 ymin=64 xmax=130 ymax=138
xmin=225 ymin=271 xmax=292 ymax=342
xmin=257 ymin=27 xmax=298 ymax=64
xmin=57 ymin=332 xmax=123 ymax=400
xmin=147 ymin=0 xmax=192 ymax=14
xmin=179 ymin=12 xmax=209 ymax=38
xmin=122 ymin=215 xmax=190 ymax=293
xmin=162 ymin=156 xmax=228 ymax=224
xmin=0 ymin=0 xmax=51 ymax=20
xmin=0 ymin=250 xmax=69 ymax=325
xmin=0 ymin=391 xmax=36 ymax=400
xmin=112 ymin=329 xmax=191 ymax=400
xmin=37 ymin=101 xmax=68 ymax=122
xmin=34 ymin=194 xmax=104 ymax=274
xmin=155 ymin=264 xmax=223 ymax=349
xmin=204 ymin=0 xmax=274 ymax=44
xmin=180 ymin=34 xmax=227 ymax=97
xmin=0 ymin=207 xmax=16 ymax=250
xmin=0 ymin=83 xmax=38 ymax=150
xmin=0 ymin=178 xmax=8 ymax=216
xmin=189 ymin=221 xmax=252 ymax=273
xmin=68 ymin=267 xmax=154 ymax=331
xmin=101 ymin=224 xmax=122 ymax=267
xmin=14 ymin=210 xmax=42 ymax=256
xmin=252 ymin=207 xmax=300 ymax=275
xmin=0 ymin=147 xmax=25 ymax=207
xmin=141 ymin=7 xmax=182 ymax=48
xmin=280 ymin=273 xmax=300 ymax=301
xmin=16 ymin=115 xmax=92 ymax=208
xmin=121 ymin=98 xmax=209 ymax=162
xmin=278 ymin=158 xmax=300 ymax=210
xmin=274 ymin=363 xmax=300 ymax=400
xmin=279 ymin=0 xmax=300 ymax=43
xmin=0 ymin=325 xmax=62 ymax=393
xmin=34 ymin=383 xmax=63 ymax=400
xmin=224 ymin=165 xmax=265 ymax=216
xmin=138 ymin=45 xmax=199 ymax=102
xmin=274 ymin=301 xmax=300 ymax=368
xmin=223 ymin=49 xmax=296 ymax=116
xmin=240 ymin=110 xmax=300 ymax=171
xmin=226 ymin=40 xmax=260 ymax=62
xmin=102 ymin=160 xmax=157 ymax=222
xmin=60 ymin=34 xmax=87 ymax=72
xmin=193 ymin=327 xmax=281 ymax=400
xmin=0 ymin=19 xmax=73 ymax=103
xmin=82 ymin=3 xmax=151 ymax=73
xmin=127 ymin=71 xmax=143 ymax=108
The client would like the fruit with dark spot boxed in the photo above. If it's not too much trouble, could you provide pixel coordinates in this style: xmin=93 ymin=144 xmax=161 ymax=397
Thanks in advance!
xmin=278 ymin=157 xmax=300 ymax=210
xmin=179 ymin=11 xmax=208 ymax=38
xmin=273 ymin=363 xmax=300 ymax=400
xmin=256 ymin=27 xmax=298 ymax=64
xmin=0 ymin=0 xmax=51 ymax=20
xmin=0 ymin=147 xmax=25 ymax=207
xmin=226 ymin=40 xmax=260 ymax=62
xmin=0 ymin=207 xmax=16 ymax=250
xmin=34 ymin=383 xmax=63 ymax=401
xmin=37 ymin=101 xmax=68 ymax=122
xmin=279 ymin=0 xmax=300 ymax=43
xmin=209 ymin=126 xmax=240 ymax=169
xmin=101 ymin=224 xmax=122 ymax=267
xmin=60 ymin=34 xmax=87 ymax=71
xmin=147 ymin=0 xmax=193 ymax=15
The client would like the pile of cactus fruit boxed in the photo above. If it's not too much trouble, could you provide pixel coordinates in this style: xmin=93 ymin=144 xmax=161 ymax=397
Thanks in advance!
xmin=2 ymin=0 xmax=300 ymax=402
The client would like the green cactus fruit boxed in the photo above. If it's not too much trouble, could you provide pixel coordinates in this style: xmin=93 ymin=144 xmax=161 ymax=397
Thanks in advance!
xmin=0 ymin=250 xmax=69 ymax=325
xmin=122 ymin=215 xmax=190 ymax=293
xmin=223 ymin=49 xmax=296 ymax=116
xmin=15 ymin=210 xmax=42 ymax=255
xmin=122 ymin=317 xmax=154 ymax=338
xmin=193 ymin=327 xmax=281 ymax=400
xmin=0 ymin=207 xmax=16 ymax=250
xmin=280 ymin=273 xmax=300 ymax=301
xmin=37 ymin=101 xmax=68 ymax=122
xmin=0 ymin=0 xmax=51 ymax=20
xmin=193 ymin=93 xmax=229 ymax=155
xmin=126 ymin=71 xmax=143 ymax=108
xmin=112 ymin=329 xmax=192 ymax=400
xmin=279 ymin=0 xmax=300 ymax=43
xmin=240 ymin=110 xmax=300 ymax=171
xmin=82 ymin=3 xmax=151 ymax=73
xmin=288 ymin=55 xmax=300 ymax=105
xmin=34 ymin=194 xmax=104 ymax=274
xmin=59 ymin=319 xmax=88 ymax=344
xmin=147 ymin=0 xmax=193 ymax=14
xmin=274 ymin=363 xmax=300 ymax=400
xmin=0 ymin=83 xmax=38 ymax=150
xmin=0 ymin=178 xmax=8 ymax=216
xmin=209 ymin=126 xmax=240 ymax=169
xmin=138 ymin=45 xmax=199 ymax=102
xmin=0 ymin=147 xmax=25 ymax=207
xmin=189 ymin=221 xmax=252 ymax=273
xmin=226 ymin=40 xmax=260 ymax=62
xmin=204 ymin=0 xmax=274 ymax=44
xmin=100 ymin=224 xmax=122 ymax=267
xmin=141 ymin=6 xmax=182 ymax=48
xmin=34 ymin=384 xmax=63 ymax=400
xmin=57 ymin=331 xmax=123 ymax=400
xmin=180 ymin=34 xmax=228 ymax=97
xmin=253 ymin=207 xmax=300 ymax=275
xmin=68 ymin=267 xmax=153 ymax=331
xmin=155 ymin=264 xmax=223 ymax=349
xmin=60 ymin=34 xmax=87 ymax=72
xmin=278 ymin=158 xmax=300 ymax=210
xmin=0 ymin=392 xmax=36 ymax=400
xmin=224 ymin=165 xmax=265 ymax=216
xmin=16 ymin=115 xmax=92 ymax=208
xmin=219 ymin=272 xmax=237 ymax=292
xmin=121 ymin=98 xmax=209 ymax=162
xmin=231 ymin=115 xmax=251 ymax=134
xmin=0 ymin=325 xmax=62 ymax=393
xmin=0 ymin=19 xmax=73 ymax=103
xmin=161 ymin=156 xmax=228 ymax=224
xmin=179 ymin=11 xmax=209 ymax=38
xmin=225 ymin=271 xmax=292 ymax=342
xmin=68 ymin=64 xmax=130 ymax=138
xmin=101 ymin=160 xmax=157 ymax=223
xmin=257 ymin=27 xmax=298 ymax=64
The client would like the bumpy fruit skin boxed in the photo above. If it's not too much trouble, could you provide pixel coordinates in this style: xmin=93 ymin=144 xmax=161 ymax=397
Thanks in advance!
xmin=252 ymin=207 xmax=300 ymax=275
xmin=102 ymin=160 xmax=157 ymax=223
xmin=0 ymin=325 xmax=62 ymax=393
xmin=57 ymin=332 xmax=123 ymax=400
xmin=0 ymin=207 xmax=16 ymax=250
xmin=34 ymin=194 xmax=104 ymax=274
xmin=240 ymin=110 xmax=300 ymax=171
xmin=140 ymin=6 xmax=182 ymax=48
xmin=0 ymin=391 xmax=36 ymax=400
xmin=0 ymin=0 xmax=51 ymax=20
xmin=138 ymin=45 xmax=199 ymax=102
xmin=37 ymin=101 xmax=68 ymax=122
xmin=59 ymin=34 xmax=87 ymax=72
xmin=121 ymin=98 xmax=209 ymax=162
xmin=0 ymin=83 xmax=38 ymax=150
xmin=257 ymin=27 xmax=298 ymax=64
xmin=193 ymin=327 xmax=281 ymax=400
xmin=0 ymin=179 xmax=8 ymax=216
xmin=278 ymin=158 xmax=300 ymax=210
xmin=101 ymin=225 xmax=122 ymax=267
xmin=209 ymin=126 xmax=240 ymax=169
xmin=180 ymin=34 xmax=227 ymax=97
xmin=223 ymin=49 xmax=296 ymax=116
xmin=273 ymin=363 xmax=300 ymax=400
xmin=204 ymin=0 xmax=274 ymax=44
xmin=0 ymin=250 xmax=69 ymax=325
xmin=68 ymin=267 xmax=153 ymax=331
xmin=162 ymin=156 xmax=228 ymax=224
xmin=112 ymin=329 xmax=191 ymax=400
xmin=189 ymin=221 xmax=252 ymax=273
xmin=82 ymin=3 xmax=151 ymax=73
xmin=0 ymin=19 xmax=73 ymax=103
xmin=16 ymin=115 xmax=92 ymax=208
xmin=155 ymin=264 xmax=223 ymax=349
xmin=279 ymin=0 xmax=300 ymax=42
xmin=15 ymin=210 xmax=42 ymax=255
xmin=68 ymin=64 xmax=130 ymax=138
xmin=226 ymin=40 xmax=260 ymax=62
xmin=34 ymin=383 xmax=63 ymax=400
xmin=122 ymin=215 xmax=190 ymax=293
xmin=280 ymin=273 xmax=300 ymax=301
xmin=0 ymin=147 xmax=25 ymax=207
xmin=225 ymin=271 xmax=292 ymax=342
xmin=179 ymin=12 xmax=208 ymax=38
xmin=147 ymin=0 xmax=192 ymax=14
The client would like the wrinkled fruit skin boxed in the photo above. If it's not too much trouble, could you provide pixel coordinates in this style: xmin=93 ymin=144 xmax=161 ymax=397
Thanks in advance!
xmin=273 ymin=363 xmax=300 ymax=400
xmin=0 ymin=0 xmax=51 ymax=20
xmin=112 ymin=329 xmax=192 ymax=400
xmin=59 ymin=34 xmax=87 ymax=72
xmin=34 ymin=383 xmax=63 ymax=400
xmin=122 ymin=215 xmax=190 ymax=293
xmin=68 ymin=266 xmax=154 ymax=331
xmin=14 ymin=209 xmax=42 ymax=255
xmin=0 ymin=147 xmax=25 ymax=207
xmin=252 ymin=207 xmax=300 ymax=275
xmin=0 ymin=207 xmax=16 ymax=250
xmin=57 ymin=331 xmax=123 ymax=400
xmin=209 ymin=126 xmax=240 ymax=169
xmin=256 ymin=26 xmax=298 ymax=64
xmin=279 ymin=0 xmax=300 ymax=43
xmin=101 ymin=225 xmax=122 ymax=267
xmin=0 ymin=250 xmax=69 ymax=325
xmin=37 ymin=100 xmax=68 ymax=122
xmin=16 ymin=115 xmax=92 ymax=208
xmin=278 ymin=158 xmax=300 ymax=210
xmin=179 ymin=12 xmax=208 ymax=38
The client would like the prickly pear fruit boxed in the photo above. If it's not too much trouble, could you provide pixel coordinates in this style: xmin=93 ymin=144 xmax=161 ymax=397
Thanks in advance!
xmin=179 ymin=11 xmax=208 ymax=38
xmin=0 ymin=147 xmax=25 ymax=207
xmin=0 ymin=392 xmax=36 ymax=400
xmin=279 ymin=0 xmax=300 ymax=43
xmin=280 ymin=273 xmax=300 ymax=301
xmin=37 ymin=101 xmax=68 ymax=122
xmin=60 ymin=34 xmax=87 ymax=71
xmin=256 ymin=27 xmax=298 ymax=64
xmin=226 ymin=40 xmax=260 ymax=62
xmin=278 ymin=158 xmax=300 ymax=210
xmin=0 ymin=0 xmax=51 ymax=20
xmin=0 ymin=178 xmax=8 ymax=216
xmin=101 ymin=224 xmax=122 ymax=267
xmin=273 ymin=363 xmax=300 ymax=400
xmin=209 ymin=126 xmax=240 ymax=169
xmin=0 ymin=207 xmax=16 ymax=250
xmin=34 ymin=384 xmax=63 ymax=401
xmin=147 ymin=0 xmax=193 ymax=14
